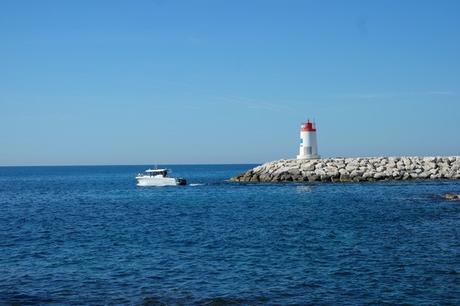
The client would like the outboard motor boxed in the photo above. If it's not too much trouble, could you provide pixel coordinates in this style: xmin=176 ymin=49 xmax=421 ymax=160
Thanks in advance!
xmin=175 ymin=178 xmax=187 ymax=185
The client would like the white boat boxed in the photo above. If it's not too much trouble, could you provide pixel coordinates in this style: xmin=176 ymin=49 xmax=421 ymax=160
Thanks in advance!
xmin=136 ymin=168 xmax=186 ymax=186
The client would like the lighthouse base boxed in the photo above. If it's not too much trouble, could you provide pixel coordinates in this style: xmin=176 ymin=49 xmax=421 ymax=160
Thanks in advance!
xmin=297 ymin=154 xmax=320 ymax=160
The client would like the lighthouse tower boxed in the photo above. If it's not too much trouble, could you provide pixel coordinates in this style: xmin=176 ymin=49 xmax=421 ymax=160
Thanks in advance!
xmin=297 ymin=120 xmax=320 ymax=160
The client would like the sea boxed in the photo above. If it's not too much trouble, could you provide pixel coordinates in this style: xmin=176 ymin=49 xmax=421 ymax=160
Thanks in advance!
xmin=0 ymin=164 xmax=459 ymax=305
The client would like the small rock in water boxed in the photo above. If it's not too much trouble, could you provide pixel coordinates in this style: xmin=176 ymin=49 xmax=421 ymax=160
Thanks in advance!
xmin=444 ymin=193 xmax=460 ymax=200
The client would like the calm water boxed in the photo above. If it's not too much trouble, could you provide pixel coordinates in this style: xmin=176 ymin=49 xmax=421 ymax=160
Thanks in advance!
xmin=0 ymin=165 xmax=459 ymax=305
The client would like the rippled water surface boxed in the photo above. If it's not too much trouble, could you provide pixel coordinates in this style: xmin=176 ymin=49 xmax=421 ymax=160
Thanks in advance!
xmin=1 ymin=165 xmax=459 ymax=305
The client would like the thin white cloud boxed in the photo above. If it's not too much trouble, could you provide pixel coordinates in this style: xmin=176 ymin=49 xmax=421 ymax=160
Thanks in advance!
xmin=426 ymin=91 xmax=456 ymax=96
xmin=329 ymin=91 xmax=457 ymax=99
xmin=213 ymin=95 xmax=296 ymax=112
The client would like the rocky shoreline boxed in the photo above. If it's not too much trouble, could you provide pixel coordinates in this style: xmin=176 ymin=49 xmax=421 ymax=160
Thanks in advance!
xmin=230 ymin=156 xmax=460 ymax=183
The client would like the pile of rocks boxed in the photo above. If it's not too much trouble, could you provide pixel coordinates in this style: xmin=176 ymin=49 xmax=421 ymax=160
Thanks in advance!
xmin=230 ymin=156 xmax=460 ymax=183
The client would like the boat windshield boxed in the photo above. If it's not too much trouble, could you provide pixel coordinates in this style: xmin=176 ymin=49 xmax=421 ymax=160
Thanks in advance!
xmin=145 ymin=169 xmax=168 ymax=177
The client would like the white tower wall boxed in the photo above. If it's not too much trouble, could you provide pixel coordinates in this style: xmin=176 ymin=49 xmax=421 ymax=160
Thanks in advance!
xmin=297 ymin=121 xmax=320 ymax=160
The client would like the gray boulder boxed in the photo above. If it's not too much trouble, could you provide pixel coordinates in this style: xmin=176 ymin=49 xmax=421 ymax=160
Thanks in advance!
xmin=444 ymin=193 xmax=460 ymax=200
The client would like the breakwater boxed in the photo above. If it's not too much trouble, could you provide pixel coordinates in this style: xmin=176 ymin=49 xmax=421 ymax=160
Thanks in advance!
xmin=231 ymin=156 xmax=460 ymax=182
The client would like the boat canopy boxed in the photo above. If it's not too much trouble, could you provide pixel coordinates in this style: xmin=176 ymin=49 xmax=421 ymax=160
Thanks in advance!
xmin=145 ymin=169 xmax=169 ymax=173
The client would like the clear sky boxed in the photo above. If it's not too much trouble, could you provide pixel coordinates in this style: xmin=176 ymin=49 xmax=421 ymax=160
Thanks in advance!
xmin=1 ymin=0 xmax=459 ymax=165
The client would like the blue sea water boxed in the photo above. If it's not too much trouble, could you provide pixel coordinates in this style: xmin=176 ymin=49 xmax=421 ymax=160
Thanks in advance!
xmin=0 ymin=164 xmax=459 ymax=305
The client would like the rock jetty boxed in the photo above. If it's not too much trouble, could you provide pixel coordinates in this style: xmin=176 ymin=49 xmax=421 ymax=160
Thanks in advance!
xmin=230 ymin=156 xmax=460 ymax=183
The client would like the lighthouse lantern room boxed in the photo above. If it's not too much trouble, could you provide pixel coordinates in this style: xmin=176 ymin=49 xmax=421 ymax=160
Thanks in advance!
xmin=297 ymin=120 xmax=320 ymax=160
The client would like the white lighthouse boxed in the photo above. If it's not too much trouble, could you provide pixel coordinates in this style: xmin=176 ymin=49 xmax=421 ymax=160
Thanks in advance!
xmin=297 ymin=120 xmax=320 ymax=160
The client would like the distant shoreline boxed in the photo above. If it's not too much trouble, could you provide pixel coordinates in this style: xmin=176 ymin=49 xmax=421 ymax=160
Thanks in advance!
xmin=230 ymin=156 xmax=460 ymax=183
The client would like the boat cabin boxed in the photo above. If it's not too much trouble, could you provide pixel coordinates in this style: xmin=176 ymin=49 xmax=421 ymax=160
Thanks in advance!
xmin=144 ymin=169 xmax=169 ymax=177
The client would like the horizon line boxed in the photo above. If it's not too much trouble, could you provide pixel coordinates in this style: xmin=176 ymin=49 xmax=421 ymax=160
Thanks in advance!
xmin=0 ymin=162 xmax=263 ymax=168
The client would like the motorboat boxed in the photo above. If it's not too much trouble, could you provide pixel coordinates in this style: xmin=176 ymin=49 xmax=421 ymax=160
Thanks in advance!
xmin=136 ymin=168 xmax=186 ymax=186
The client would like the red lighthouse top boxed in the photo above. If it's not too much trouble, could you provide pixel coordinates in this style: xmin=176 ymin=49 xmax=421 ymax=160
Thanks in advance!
xmin=301 ymin=120 xmax=316 ymax=132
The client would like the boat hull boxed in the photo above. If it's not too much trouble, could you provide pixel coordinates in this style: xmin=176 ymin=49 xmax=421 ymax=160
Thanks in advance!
xmin=136 ymin=176 xmax=186 ymax=187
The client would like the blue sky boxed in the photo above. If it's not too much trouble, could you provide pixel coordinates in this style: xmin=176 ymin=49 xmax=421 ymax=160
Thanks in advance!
xmin=1 ymin=0 xmax=459 ymax=165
